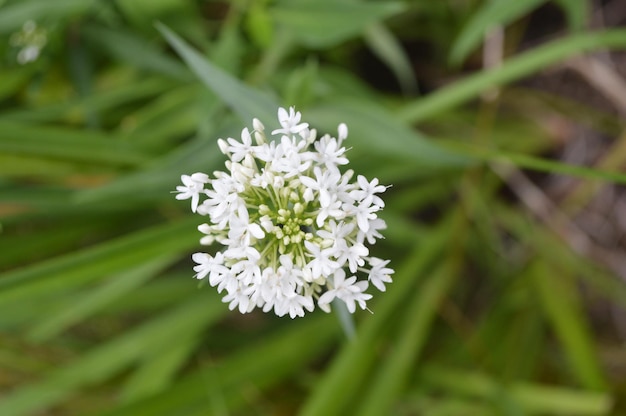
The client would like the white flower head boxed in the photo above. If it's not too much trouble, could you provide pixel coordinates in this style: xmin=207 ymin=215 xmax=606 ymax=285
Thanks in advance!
xmin=10 ymin=20 xmax=47 ymax=65
xmin=175 ymin=107 xmax=393 ymax=318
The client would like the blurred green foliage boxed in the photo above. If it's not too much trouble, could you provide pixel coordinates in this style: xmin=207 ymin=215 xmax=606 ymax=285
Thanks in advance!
xmin=1 ymin=0 xmax=626 ymax=414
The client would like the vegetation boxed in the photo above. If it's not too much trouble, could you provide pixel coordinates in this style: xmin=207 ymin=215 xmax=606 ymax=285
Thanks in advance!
xmin=1 ymin=0 xmax=625 ymax=414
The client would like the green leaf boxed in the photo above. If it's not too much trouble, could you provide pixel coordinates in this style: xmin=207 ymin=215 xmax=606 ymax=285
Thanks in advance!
xmin=156 ymin=22 xmax=280 ymax=130
xmin=0 ymin=293 xmax=224 ymax=416
xmin=0 ymin=121 xmax=154 ymax=166
xmin=421 ymin=365 xmax=613 ymax=414
xmin=0 ymin=0 xmax=92 ymax=34
xmin=554 ymin=0 xmax=589 ymax=31
xmin=449 ymin=0 xmax=546 ymax=65
xmin=120 ymin=332 xmax=199 ymax=403
xmin=83 ymin=26 xmax=191 ymax=81
xmin=1 ymin=77 xmax=174 ymax=123
xmin=101 ymin=314 xmax=339 ymax=416
xmin=270 ymin=0 xmax=406 ymax=48
xmin=305 ymin=100 xmax=469 ymax=171
xmin=28 ymin=257 xmax=176 ymax=342
xmin=0 ymin=217 xmax=199 ymax=303
xmin=401 ymin=29 xmax=626 ymax=123
xmin=358 ymin=262 xmax=458 ymax=416
xmin=529 ymin=261 xmax=607 ymax=390
xmin=300 ymin=215 xmax=456 ymax=416
xmin=363 ymin=23 xmax=417 ymax=94
xmin=439 ymin=140 xmax=626 ymax=186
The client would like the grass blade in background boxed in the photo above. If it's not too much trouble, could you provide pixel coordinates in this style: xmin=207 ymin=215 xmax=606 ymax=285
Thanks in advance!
xmin=449 ymin=0 xmax=546 ymax=65
xmin=270 ymin=0 xmax=405 ymax=48
xmin=401 ymin=29 xmax=626 ymax=123
xmin=157 ymin=22 xmax=279 ymax=129
xmin=301 ymin=214 xmax=457 ymax=416
xmin=0 ymin=293 xmax=224 ymax=416
xmin=357 ymin=262 xmax=458 ymax=416
xmin=529 ymin=261 xmax=607 ymax=390
xmin=364 ymin=22 xmax=417 ymax=95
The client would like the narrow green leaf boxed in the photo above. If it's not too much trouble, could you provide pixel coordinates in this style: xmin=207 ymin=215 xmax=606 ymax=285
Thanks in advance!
xmin=75 ymin=117 xmax=226 ymax=205
xmin=83 ymin=26 xmax=191 ymax=81
xmin=119 ymin=85 xmax=199 ymax=141
xmin=300 ymin=215 xmax=457 ymax=416
xmin=270 ymin=0 xmax=405 ymax=48
xmin=156 ymin=22 xmax=279 ymax=129
xmin=100 ymin=314 xmax=338 ymax=416
xmin=401 ymin=29 xmax=626 ymax=123
xmin=1 ymin=77 xmax=174 ymax=123
xmin=554 ymin=0 xmax=589 ymax=31
xmin=358 ymin=262 xmax=457 ymax=416
xmin=422 ymin=365 xmax=613 ymax=414
xmin=28 ymin=256 xmax=176 ymax=341
xmin=0 ymin=121 xmax=154 ymax=166
xmin=449 ymin=0 xmax=546 ymax=65
xmin=529 ymin=261 xmax=607 ymax=390
xmin=305 ymin=100 xmax=469 ymax=171
xmin=440 ymin=140 xmax=626 ymax=185
xmin=0 ymin=292 xmax=224 ymax=416
xmin=364 ymin=22 xmax=417 ymax=94
xmin=120 ymin=332 xmax=199 ymax=402
xmin=0 ymin=0 xmax=92 ymax=34
xmin=0 ymin=217 xmax=199 ymax=302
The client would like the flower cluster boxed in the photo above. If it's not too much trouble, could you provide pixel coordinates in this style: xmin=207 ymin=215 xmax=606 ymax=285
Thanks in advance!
xmin=10 ymin=20 xmax=47 ymax=65
xmin=175 ymin=107 xmax=393 ymax=318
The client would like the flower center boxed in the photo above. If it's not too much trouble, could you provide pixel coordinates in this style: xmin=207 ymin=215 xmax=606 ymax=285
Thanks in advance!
xmin=258 ymin=200 xmax=315 ymax=257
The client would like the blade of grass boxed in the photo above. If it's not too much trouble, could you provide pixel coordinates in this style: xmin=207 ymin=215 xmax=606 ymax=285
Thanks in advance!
xmin=100 ymin=314 xmax=339 ymax=416
xmin=449 ymin=0 xmax=546 ymax=65
xmin=358 ymin=261 xmax=458 ymax=416
xmin=401 ymin=29 xmax=626 ymax=123
xmin=156 ymin=22 xmax=279 ymax=129
xmin=305 ymin=100 xmax=470 ymax=169
xmin=28 ymin=256 xmax=177 ymax=342
xmin=300 ymin=213 xmax=458 ymax=416
xmin=0 ymin=292 xmax=224 ymax=416
xmin=421 ymin=365 xmax=612 ymax=414
xmin=1 ymin=77 xmax=174 ymax=123
xmin=120 ymin=332 xmax=200 ymax=403
xmin=0 ymin=0 xmax=92 ymax=34
xmin=270 ymin=0 xmax=405 ymax=48
xmin=363 ymin=22 xmax=417 ymax=94
xmin=0 ymin=216 xmax=199 ymax=301
xmin=0 ymin=121 xmax=154 ymax=166
xmin=440 ymin=140 xmax=626 ymax=186
xmin=84 ymin=25 xmax=191 ymax=81
xmin=529 ymin=261 xmax=607 ymax=390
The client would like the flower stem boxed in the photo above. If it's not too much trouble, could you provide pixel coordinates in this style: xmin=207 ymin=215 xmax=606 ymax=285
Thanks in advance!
xmin=333 ymin=299 xmax=356 ymax=340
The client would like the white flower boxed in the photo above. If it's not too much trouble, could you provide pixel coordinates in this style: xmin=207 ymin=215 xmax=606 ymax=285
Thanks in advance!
xmin=357 ymin=217 xmax=387 ymax=245
xmin=219 ymin=128 xmax=255 ymax=162
xmin=350 ymin=175 xmax=387 ymax=207
xmin=367 ymin=257 xmax=394 ymax=292
xmin=305 ymin=240 xmax=339 ymax=280
xmin=336 ymin=240 xmax=369 ymax=273
xmin=300 ymin=166 xmax=340 ymax=207
xmin=192 ymin=252 xmax=228 ymax=284
xmin=271 ymin=106 xmax=309 ymax=136
xmin=318 ymin=269 xmax=372 ymax=313
xmin=175 ymin=106 xmax=393 ymax=318
xmin=10 ymin=20 xmax=47 ymax=65
xmin=175 ymin=173 xmax=209 ymax=213
xmin=279 ymin=294 xmax=314 ymax=318
xmin=314 ymin=134 xmax=349 ymax=169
